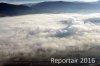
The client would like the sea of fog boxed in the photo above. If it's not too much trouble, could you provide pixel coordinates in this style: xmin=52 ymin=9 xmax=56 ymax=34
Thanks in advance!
xmin=0 ymin=13 xmax=100 ymax=64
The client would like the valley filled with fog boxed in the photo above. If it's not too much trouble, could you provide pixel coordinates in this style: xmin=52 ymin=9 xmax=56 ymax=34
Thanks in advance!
xmin=0 ymin=13 xmax=100 ymax=65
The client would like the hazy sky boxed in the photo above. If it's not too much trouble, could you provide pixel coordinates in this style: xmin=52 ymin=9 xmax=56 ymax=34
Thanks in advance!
xmin=0 ymin=0 xmax=99 ymax=4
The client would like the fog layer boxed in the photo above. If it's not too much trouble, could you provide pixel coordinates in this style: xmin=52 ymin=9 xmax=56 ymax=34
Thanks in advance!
xmin=0 ymin=13 xmax=100 ymax=64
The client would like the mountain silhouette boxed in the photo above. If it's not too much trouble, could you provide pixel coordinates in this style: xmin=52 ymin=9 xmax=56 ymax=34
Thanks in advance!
xmin=0 ymin=3 xmax=31 ymax=16
xmin=0 ymin=1 xmax=100 ymax=16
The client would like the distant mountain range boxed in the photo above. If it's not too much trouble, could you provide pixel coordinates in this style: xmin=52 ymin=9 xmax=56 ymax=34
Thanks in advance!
xmin=31 ymin=1 xmax=100 ymax=13
xmin=0 ymin=3 xmax=31 ymax=16
xmin=0 ymin=1 xmax=100 ymax=16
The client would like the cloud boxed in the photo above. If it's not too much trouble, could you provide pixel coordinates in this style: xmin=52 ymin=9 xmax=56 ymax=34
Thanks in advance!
xmin=84 ymin=17 xmax=100 ymax=25
xmin=50 ymin=16 xmax=97 ymax=37
xmin=0 ymin=0 xmax=98 ymax=2
xmin=0 ymin=0 xmax=98 ymax=4
xmin=0 ymin=13 xmax=100 ymax=64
